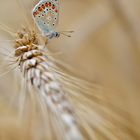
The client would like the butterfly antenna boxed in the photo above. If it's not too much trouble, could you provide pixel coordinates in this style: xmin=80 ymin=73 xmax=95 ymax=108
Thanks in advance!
xmin=59 ymin=31 xmax=74 ymax=37
xmin=60 ymin=31 xmax=74 ymax=33
xmin=61 ymin=33 xmax=71 ymax=37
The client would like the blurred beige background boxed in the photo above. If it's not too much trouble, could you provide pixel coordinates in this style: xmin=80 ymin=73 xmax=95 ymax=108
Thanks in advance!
xmin=0 ymin=0 xmax=140 ymax=139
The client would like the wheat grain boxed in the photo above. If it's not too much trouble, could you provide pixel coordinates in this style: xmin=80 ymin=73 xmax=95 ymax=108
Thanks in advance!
xmin=14 ymin=28 xmax=83 ymax=140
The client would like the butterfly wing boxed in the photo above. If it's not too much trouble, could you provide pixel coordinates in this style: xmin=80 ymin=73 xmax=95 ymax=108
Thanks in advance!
xmin=32 ymin=0 xmax=59 ymax=36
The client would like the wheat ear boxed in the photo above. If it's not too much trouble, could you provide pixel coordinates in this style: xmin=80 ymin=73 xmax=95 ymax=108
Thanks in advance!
xmin=14 ymin=28 xmax=84 ymax=140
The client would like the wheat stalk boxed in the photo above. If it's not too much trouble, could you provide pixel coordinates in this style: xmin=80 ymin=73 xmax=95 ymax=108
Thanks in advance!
xmin=13 ymin=28 xmax=84 ymax=140
xmin=1 ymin=26 xmax=138 ymax=140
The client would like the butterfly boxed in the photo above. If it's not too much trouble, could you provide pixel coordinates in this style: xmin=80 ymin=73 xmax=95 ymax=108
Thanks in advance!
xmin=32 ymin=0 xmax=73 ymax=39
xmin=32 ymin=0 xmax=59 ymax=39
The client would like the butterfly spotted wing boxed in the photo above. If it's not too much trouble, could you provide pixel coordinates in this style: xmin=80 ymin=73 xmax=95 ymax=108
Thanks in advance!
xmin=32 ymin=0 xmax=59 ymax=36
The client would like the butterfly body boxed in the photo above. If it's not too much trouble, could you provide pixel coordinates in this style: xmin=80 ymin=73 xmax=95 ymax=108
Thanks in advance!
xmin=32 ymin=0 xmax=59 ymax=39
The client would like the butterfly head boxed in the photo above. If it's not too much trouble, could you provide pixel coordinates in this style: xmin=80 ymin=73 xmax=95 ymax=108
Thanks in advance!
xmin=46 ymin=31 xmax=74 ymax=39
xmin=46 ymin=31 xmax=60 ymax=39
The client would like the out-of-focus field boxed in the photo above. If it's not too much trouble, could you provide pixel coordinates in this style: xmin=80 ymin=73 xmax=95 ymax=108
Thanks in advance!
xmin=0 ymin=0 xmax=140 ymax=139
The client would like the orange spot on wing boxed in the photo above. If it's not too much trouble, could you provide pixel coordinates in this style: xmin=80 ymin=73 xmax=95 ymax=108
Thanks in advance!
xmin=33 ymin=12 xmax=36 ymax=17
xmin=42 ymin=4 xmax=45 ymax=9
xmin=49 ymin=3 xmax=51 ymax=6
xmin=38 ymin=7 xmax=42 ymax=12
xmin=33 ymin=12 xmax=38 ymax=17
xmin=52 ymin=6 xmax=55 ymax=9
xmin=45 ymin=3 xmax=49 ymax=7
